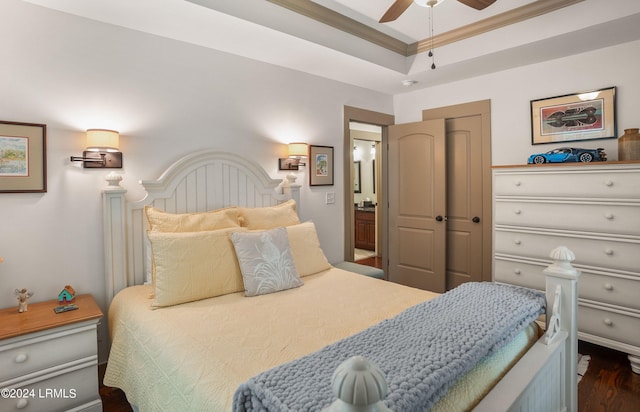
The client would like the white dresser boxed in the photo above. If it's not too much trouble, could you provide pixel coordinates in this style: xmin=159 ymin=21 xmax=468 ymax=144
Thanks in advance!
xmin=0 ymin=294 xmax=103 ymax=411
xmin=492 ymin=162 xmax=640 ymax=374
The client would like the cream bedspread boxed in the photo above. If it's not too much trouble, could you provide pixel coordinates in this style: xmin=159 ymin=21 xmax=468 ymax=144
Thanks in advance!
xmin=104 ymin=268 xmax=539 ymax=411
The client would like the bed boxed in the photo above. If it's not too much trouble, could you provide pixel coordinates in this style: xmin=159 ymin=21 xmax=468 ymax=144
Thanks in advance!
xmin=101 ymin=150 xmax=579 ymax=411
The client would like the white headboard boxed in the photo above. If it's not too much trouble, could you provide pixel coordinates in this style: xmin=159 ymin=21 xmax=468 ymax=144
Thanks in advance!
xmin=102 ymin=150 xmax=301 ymax=305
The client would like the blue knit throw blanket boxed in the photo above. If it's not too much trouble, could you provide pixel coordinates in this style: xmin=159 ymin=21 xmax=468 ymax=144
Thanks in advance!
xmin=233 ymin=282 xmax=546 ymax=412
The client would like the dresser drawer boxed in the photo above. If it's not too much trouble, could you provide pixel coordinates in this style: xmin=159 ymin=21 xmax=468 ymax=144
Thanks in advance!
xmin=580 ymin=272 xmax=640 ymax=311
xmin=494 ymin=201 xmax=640 ymax=236
xmin=494 ymin=258 xmax=545 ymax=291
xmin=494 ymin=169 xmax=640 ymax=198
xmin=578 ymin=304 xmax=640 ymax=347
xmin=0 ymin=326 xmax=97 ymax=382
xmin=0 ymin=361 xmax=100 ymax=412
xmin=494 ymin=230 xmax=640 ymax=273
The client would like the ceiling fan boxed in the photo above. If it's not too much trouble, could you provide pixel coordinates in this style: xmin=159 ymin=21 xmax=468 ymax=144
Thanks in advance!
xmin=379 ymin=0 xmax=496 ymax=23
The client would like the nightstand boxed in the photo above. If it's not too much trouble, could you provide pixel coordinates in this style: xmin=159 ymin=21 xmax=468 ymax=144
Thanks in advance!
xmin=0 ymin=294 xmax=103 ymax=411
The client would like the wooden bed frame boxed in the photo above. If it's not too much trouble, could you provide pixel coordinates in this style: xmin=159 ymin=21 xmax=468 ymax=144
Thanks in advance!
xmin=102 ymin=150 xmax=579 ymax=412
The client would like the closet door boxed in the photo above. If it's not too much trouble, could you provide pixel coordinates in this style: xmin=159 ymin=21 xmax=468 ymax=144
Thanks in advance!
xmin=388 ymin=119 xmax=446 ymax=292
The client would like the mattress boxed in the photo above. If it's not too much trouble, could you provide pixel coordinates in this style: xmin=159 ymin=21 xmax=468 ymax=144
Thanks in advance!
xmin=104 ymin=268 xmax=539 ymax=411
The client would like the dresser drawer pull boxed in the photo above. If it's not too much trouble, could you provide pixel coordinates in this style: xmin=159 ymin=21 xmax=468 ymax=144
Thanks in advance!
xmin=514 ymin=209 xmax=522 ymax=215
xmin=14 ymin=353 xmax=28 ymax=363
xmin=514 ymin=239 xmax=521 ymax=245
xmin=514 ymin=181 xmax=522 ymax=187
xmin=604 ymin=212 xmax=614 ymax=220
xmin=16 ymin=399 xmax=28 ymax=409
xmin=604 ymin=283 xmax=614 ymax=291
xmin=603 ymin=318 xmax=614 ymax=326
xmin=514 ymin=269 xmax=522 ymax=275
xmin=604 ymin=180 xmax=614 ymax=187
xmin=604 ymin=248 xmax=614 ymax=256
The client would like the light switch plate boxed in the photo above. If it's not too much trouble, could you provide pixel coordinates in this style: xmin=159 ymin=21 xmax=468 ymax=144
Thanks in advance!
xmin=326 ymin=192 xmax=335 ymax=204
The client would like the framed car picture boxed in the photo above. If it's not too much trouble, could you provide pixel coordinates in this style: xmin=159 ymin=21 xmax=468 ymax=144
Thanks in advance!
xmin=530 ymin=86 xmax=616 ymax=145
xmin=309 ymin=145 xmax=333 ymax=186
xmin=0 ymin=121 xmax=47 ymax=193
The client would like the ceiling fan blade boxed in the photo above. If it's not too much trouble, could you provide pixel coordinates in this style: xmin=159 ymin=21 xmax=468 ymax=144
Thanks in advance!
xmin=457 ymin=0 xmax=497 ymax=10
xmin=379 ymin=0 xmax=414 ymax=23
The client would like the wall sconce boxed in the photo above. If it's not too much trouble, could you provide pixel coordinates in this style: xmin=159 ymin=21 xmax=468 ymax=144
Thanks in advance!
xmin=279 ymin=142 xmax=308 ymax=170
xmin=70 ymin=129 xmax=123 ymax=168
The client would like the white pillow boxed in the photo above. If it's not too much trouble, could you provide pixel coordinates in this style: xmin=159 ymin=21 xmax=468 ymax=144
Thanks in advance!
xmin=230 ymin=227 xmax=303 ymax=297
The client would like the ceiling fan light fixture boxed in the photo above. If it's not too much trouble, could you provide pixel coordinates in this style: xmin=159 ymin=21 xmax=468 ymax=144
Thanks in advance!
xmin=414 ymin=0 xmax=447 ymax=7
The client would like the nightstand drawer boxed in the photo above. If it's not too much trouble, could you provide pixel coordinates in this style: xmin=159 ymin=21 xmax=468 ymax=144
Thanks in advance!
xmin=494 ymin=230 xmax=640 ymax=273
xmin=0 ymin=360 xmax=101 ymax=412
xmin=494 ymin=169 xmax=640 ymax=198
xmin=494 ymin=201 xmax=640 ymax=236
xmin=578 ymin=304 xmax=640 ymax=347
xmin=0 ymin=326 xmax=97 ymax=382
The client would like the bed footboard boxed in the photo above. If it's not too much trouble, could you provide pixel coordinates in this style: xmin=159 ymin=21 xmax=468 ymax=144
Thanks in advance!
xmin=324 ymin=247 xmax=579 ymax=412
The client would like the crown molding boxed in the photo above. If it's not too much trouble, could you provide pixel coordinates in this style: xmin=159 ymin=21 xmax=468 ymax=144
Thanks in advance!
xmin=266 ymin=0 xmax=409 ymax=55
xmin=268 ymin=0 xmax=584 ymax=57
xmin=409 ymin=0 xmax=585 ymax=54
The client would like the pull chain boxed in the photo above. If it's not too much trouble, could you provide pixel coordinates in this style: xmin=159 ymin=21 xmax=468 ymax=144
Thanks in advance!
xmin=428 ymin=4 xmax=436 ymax=69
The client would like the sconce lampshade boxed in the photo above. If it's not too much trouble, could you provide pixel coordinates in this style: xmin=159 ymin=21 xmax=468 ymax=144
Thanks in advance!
xmin=288 ymin=142 xmax=308 ymax=158
xmin=86 ymin=129 xmax=119 ymax=151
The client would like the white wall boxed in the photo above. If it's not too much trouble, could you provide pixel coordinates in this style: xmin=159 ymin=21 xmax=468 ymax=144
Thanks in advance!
xmin=394 ymin=40 xmax=640 ymax=165
xmin=0 ymin=0 xmax=392 ymax=361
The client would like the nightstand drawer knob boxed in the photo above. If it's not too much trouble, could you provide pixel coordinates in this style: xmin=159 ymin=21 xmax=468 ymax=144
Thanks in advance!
xmin=514 ymin=239 xmax=521 ymax=245
xmin=14 ymin=353 xmax=28 ymax=363
xmin=514 ymin=181 xmax=522 ymax=187
xmin=514 ymin=209 xmax=522 ymax=215
xmin=16 ymin=398 xmax=28 ymax=409
xmin=604 ymin=212 xmax=614 ymax=220
xmin=514 ymin=269 xmax=522 ymax=275
xmin=605 ymin=180 xmax=614 ymax=187
xmin=604 ymin=248 xmax=614 ymax=256
xmin=603 ymin=318 xmax=613 ymax=326
xmin=604 ymin=283 xmax=614 ymax=291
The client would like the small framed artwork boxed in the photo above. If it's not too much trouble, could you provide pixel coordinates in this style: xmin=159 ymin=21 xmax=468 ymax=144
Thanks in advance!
xmin=278 ymin=158 xmax=299 ymax=171
xmin=309 ymin=145 xmax=333 ymax=186
xmin=530 ymin=86 xmax=616 ymax=145
xmin=0 ymin=121 xmax=47 ymax=193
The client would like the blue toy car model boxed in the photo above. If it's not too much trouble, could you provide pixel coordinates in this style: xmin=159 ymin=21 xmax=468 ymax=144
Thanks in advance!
xmin=527 ymin=147 xmax=606 ymax=164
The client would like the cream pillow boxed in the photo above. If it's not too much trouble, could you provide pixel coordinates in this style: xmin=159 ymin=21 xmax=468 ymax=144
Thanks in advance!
xmin=145 ymin=206 xmax=240 ymax=232
xmin=238 ymin=199 xmax=300 ymax=230
xmin=144 ymin=206 xmax=241 ymax=286
xmin=230 ymin=227 xmax=303 ymax=297
xmin=148 ymin=227 xmax=246 ymax=307
xmin=285 ymin=221 xmax=332 ymax=276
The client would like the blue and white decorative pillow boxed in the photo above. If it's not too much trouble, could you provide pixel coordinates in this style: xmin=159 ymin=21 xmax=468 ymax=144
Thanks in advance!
xmin=230 ymin=227 xmax=303 ymax=296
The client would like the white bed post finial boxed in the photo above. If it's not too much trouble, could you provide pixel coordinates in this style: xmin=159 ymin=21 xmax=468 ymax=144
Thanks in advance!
xmin=281 ymin=173 xmax=302 ymax=215
xmin=543 ymin=246 xmax=580 ymax=412
xmin=105 ymin=172 xmax=123 ymax=189
xmin=323 ymin=356 xmax=391 ymax=412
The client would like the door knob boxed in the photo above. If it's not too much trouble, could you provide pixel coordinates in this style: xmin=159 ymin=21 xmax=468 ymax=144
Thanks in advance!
xmin=472 ymin=216 xmax=480 ymax=223
xmin=435 ymin=215 xmax=443 ymax=222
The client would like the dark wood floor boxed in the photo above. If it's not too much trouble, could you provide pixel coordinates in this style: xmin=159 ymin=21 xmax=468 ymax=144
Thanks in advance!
xmin=100 ymin=256 xmax=640 ymax=411
xmin=577 ymin=340 xmax=640 ymax=411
